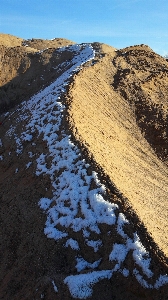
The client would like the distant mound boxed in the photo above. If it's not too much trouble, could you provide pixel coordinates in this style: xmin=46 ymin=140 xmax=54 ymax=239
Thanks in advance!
xmin=22 ymin=37 xmax=75 ymax=50
xmin=0 ymin=33 xmax=23 ymax=47
xmin=0 ymin=34 xmax=75 ymax=111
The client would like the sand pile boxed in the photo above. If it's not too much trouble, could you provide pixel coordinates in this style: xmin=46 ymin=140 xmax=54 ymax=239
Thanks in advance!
xmin=0 ymin=33 xmax=75 ymax=111
xmin=68 ymin=43 xmax=168 ymax=257
xmin=0 ymin=35 xmax=168 ymax=299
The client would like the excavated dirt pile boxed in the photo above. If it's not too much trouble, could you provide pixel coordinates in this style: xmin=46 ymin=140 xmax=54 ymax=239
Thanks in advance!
xmin=0 ymin=34 xmax=168 ymax=299
xmin=68 ymin=43 xmax=168 ymax=257
xmin=0 ymin=34 xmax=75 ymax=111
xmin=112 ymin=45 xmax=168 ymax=162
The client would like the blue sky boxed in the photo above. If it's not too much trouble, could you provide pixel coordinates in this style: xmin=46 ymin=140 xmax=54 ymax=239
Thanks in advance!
xmin=0 ymin=0 xmax=168 ymax=55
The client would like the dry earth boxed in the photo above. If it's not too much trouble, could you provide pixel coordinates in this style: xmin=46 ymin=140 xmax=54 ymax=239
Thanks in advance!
xmin=0 ymin=35 xmax=168 ymax=299
xmin=68 ymin=43 xmax=168 ymax=257
xmin=0 ymin=33 xmax=75 ymax=111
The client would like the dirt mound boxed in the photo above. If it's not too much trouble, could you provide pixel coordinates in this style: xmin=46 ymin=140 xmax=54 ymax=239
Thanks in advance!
xmin=0 ymin=36 xmax=168 ymax=299
xmin=112 ymin=44 xmax=168 ymax=161
xmin=68 ymin=43 xmax=168 ymax=258
xmin=0 ymin=33 xmax=23 ymax=47
xmin=22 ymin=37 xmax=75 ymax=50
xmin=0 ymin=34 xmax=75 ymax=112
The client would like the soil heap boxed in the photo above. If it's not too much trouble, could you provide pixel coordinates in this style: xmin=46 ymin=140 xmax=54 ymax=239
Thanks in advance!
xmin=0 ymin=34 xmax=168 ymax=300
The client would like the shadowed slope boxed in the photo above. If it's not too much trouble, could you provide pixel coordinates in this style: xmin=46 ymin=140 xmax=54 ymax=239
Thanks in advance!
xmin=0 ymin=34 xmax=75 ymax=112
xmin=68 ymin=44 xmax=168 ymax=257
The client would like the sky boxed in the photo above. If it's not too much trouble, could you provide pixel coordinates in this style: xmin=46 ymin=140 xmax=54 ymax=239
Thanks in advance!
xmin=0 ymin=0 xmax=168 ymax=56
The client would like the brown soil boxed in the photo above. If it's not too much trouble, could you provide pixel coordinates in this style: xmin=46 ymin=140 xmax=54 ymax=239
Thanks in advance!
xmin=1 ymin=93 xmax=168 ymax=300
xmin=0 ymin=35 xmax=168 ymax=299
xmin=0 ymin=33 xmax=75 ymax=112
xmin=68 ymin=43 xmax=168 ymax=257
xmin=0 ymin=33 xmax=23 ymax=47
xmin=112 ymin=45 xmax=168 ymax=161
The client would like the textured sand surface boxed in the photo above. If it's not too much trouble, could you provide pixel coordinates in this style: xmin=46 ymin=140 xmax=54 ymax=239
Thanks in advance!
xmin=68 ymin=46 xmax=168 ymax=257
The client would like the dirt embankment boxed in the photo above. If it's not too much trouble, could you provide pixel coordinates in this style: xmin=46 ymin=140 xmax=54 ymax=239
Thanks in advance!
xmin=67 ymin=43 xmax=168 ymax=258
xmin=0 ymin=33 xmax=23 ymax=47
xmin=0 ymin=34 xmax=75 ymax=112
xmin=112 ymin=45 xmax=168 ymax=161
xmin=1 ymin=36 xmax=168 ymax=299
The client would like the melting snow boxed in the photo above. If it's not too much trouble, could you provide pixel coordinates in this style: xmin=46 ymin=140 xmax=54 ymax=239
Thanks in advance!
xmin=75 ymin=257 xmax=101 ymax=272
xmin=52 ymin=280 xmax=58 ymax=293
xmin=85 ymin=239 xmax=102 ymax=252
xmin=26 ymin=162 xmax=32 ymax=169
xmin=64 ymin=270 xmax=113 ymax=299
xmin=65 ymin=238 xmax=80 ymax=250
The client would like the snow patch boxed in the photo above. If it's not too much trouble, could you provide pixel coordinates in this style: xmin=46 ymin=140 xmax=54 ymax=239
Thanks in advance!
xmin=65 ymin=238 xmax=80 ymax=250
xmin=75 ymin=257 xmax=101 ymax=272
xmin=52 ymin=280 xmax=58 ymax=293
xmin=26 ymin=162 xmax=32 ymax=169
xmin=64 ymin=270 xmax=112 ymax=299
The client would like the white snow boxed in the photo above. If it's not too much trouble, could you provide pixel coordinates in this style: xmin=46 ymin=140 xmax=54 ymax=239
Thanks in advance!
xmin=21 ymin=133 xmax=33 ymax=141
xmin=26 ymin=162 xmax=32 ymax=169
xmin=15 ymin=136 xmax=23 ymax=155
xmin=131 ymin=233 xmax=153 ymax=278
xmin=85 ymin=239 xmax=102 ymax=252
xmin=64 ymin=270 xmax=112 ymax=299
xmin=4 ymin=42 xmax=168 ymax=298
xmin=154 ymin=274 xmax=168 ymax=288
xmin=121 ymin=268 xmax=129 ymax=277
xmin=28 ymin=151 xmax=34 ymax=158
xmin=133 ymin=269 xmax=153 ymax=289
xmin=39 ymin=197 xmax=52 ymax=210
xmin=75 ymin=257 xmax=101 ymax=272
xmin=109 ymin=243 xmax=128 ymax=264
xmin=65 ymin=238 xmax=80 ymax=250
xmin=6 ymin=125 xmax=15 ymax=137
xmin=51 ymin=280 xmax=58 ymax=293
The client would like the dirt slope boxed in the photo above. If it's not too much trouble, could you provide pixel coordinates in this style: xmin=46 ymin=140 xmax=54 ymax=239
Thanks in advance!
xmin=1 ymin=36 xmax=168 ymax=299
xmin=68 ymin=43 xmax=168 ymax=257
xmin=0 ymin=33 xmax=23 ymax=47
xmin=112 ymin=45 xmax=168 ymax=161
xmin=0 ymin=34 xmax=75 ymax=112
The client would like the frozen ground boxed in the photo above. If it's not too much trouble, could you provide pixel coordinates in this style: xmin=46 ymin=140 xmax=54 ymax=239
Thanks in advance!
xmin=2 ymin=43 xmax=168 ymax=299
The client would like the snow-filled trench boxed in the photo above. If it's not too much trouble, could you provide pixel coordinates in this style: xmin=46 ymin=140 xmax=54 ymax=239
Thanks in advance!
xmin=4 ymin=43 xmax=168 ymax=298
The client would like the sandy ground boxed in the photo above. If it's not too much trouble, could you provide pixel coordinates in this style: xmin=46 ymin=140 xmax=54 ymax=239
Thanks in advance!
xmin=0 ymin=33 xmax=23 ymax=47
xmin=68 ymin=45 xmax=168 ymax=257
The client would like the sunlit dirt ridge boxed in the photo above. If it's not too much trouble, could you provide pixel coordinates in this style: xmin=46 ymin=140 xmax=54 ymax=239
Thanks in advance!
xmin=68 ymin=42 xmax=168 ymax=258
